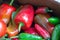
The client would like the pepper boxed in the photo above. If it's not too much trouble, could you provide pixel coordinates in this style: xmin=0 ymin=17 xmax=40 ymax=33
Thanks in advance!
xmin=10 ymin=33 xmax=43 ymax=40
xmin=48 ymin=17 xmax=60 ymax=25
xmin=7 ymin=22 xmax=19 ymax=38
xmin=34 ymin=14 xmax=54 ymax=34
xmin=24 ymin=27 xmax=37 ymax=35
xmin=6 ymin=6 xmax=22 ymax=38
xmin=52 ymin=24 xmax=60 ymax=40
xmin=14 ymin=5 xmax=34 ymax=30
xmin=0 ymin=20 xmax=7 ymax=37
xmin=0 ymin=0 xmax=16 ymax=24
xmin=11 ymin=5 xmax=24 ymax=21
xmin=35 ymin=24 xmax=50 ymax=40
xmin=35 ymin=7 xmax=52 ymax=14
xmin=18 ymin=33 xmax=43 ymax=40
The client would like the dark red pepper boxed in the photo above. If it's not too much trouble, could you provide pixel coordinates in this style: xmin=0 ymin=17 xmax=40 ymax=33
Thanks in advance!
xmin=24 ymin=27 xmax=37 ymax=35
xmin=35 ymin=24 xmax=50 ymax=40
xmin=0 ymin=0 xmax=16 ymax=24
xmin=14 ymin=5 xmax=34 ymax=31
xmin=34 ymin=14 xmax=54 ymax=34
xmin=35 ymin=7 xmax=52 ymax=14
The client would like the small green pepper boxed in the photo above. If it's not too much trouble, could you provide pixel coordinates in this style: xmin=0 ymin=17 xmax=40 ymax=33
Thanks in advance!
xmin=48 ymin=17 xmax=60 ymax=25
xmin=52 ymin=24 xmax=60 ymax=40
xmin=18 ymin=33 xmax=43 ymax=40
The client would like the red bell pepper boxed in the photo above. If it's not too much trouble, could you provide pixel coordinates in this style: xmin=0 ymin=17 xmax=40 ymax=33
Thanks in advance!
xmin=0 ymin=0 xmax=16 ymax=24
xmin=24 ymin=27 xmax=37 ymax=35
xmin=35 ymin=7 xmax=52 ymax=14
xmin=35 ymin=24 xmax=50 ymax=40
xmin=14 ymin=5 xmax=34 ymax=31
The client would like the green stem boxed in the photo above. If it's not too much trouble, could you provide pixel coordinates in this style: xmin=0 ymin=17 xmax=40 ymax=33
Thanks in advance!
xmin=9 ymin=0 xmax=14 ymax=6
xmin=10 ymin=36 xmax=18 ymax=38
xmin=18 ymin=22 xmax=24 ymax=32
xmin=46 ymin=8 xmax=53 ymax=12
xmin=11 ymin=6 xmax=23 ymax=21
xmin=4 ymin=34 xmax=8 ymax=37
xmin=16 ymin=5 xmax=23 ymax=13
xmin=46 ymin=38 xmax=50 ymax=40
xmin=11 ymin=6 xmax=23 ymax=25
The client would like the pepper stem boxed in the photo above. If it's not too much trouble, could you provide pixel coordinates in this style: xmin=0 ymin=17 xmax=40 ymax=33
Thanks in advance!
xmin=11 ymin=6 xmax=23 ymax=20
xmin=46 ymin=38 xmax=50 ymax=40
xmin=10 ymin=36 xmax=18 ymax=38
xmin=9 ymin=0 xmax=14 ymax=6
xmin=46 ymin=8 xmax=53 ymax=13
xmin=16 ymin=5 xmax=24 ymax=13
xmin=18 ymin=22 xmax=24 ymax=32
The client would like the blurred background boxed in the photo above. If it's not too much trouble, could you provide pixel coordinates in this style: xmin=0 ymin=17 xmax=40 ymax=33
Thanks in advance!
xmin=0 ymin=0 xmax=20 ymax=8
xmin=0 ymin=0 xmax=60 ymax=17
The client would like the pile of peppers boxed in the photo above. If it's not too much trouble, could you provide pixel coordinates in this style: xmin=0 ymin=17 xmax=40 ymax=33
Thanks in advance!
xmin=0 ymin=0 xmax=60 ymax=40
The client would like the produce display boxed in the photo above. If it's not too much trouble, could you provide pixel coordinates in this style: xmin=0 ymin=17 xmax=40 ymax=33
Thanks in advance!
xmin=0 ymin=0 xmax=60 ymax=40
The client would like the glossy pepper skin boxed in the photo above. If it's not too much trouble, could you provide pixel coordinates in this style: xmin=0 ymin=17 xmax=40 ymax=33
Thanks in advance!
xmin=14 ymin=5 xmax=34 ymax=30
xmin=18 ymin=33 xmax=43 ymax=40
xmin=7 ymin=23 xmax=18 ymax=38
xmin=48 ymin=17 xmax=60 ymax=25
xmin=24 ymin=27 xmax=37 ymax=35
xmin=0 ymin=4 xmax=16 ymax=24
xmin=0 ymin=20 xmax=7 ymax=37
xmin=35 ymin=7 xmax=52 ymax=14
xmin=34 ymin=14 xmax=54 ymax=34
xmin=35 ymin=24 xmax=50 ymax=40
xmin=52 ymin=24 xmax=60 ymax=40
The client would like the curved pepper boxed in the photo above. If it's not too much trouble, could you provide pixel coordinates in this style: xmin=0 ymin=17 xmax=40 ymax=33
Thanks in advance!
xmin=34 ymin=14 xmax=54 ymax=34
xmin=35 ymin=24 xmax=50 ymax=40
xmin=14 ymin=5 xmax=34 ymax=30
xmin=52 ymin=24 xmax=60 ymax=40
xmin=7 ymin=22 xmax=19 ymax=38
xmin=11 ymin=33 xmax=43 ymax=40
xmin=35 ymin=7 xmax=52 ymax=14
xmin=0 ymin=0 xmax=16 ymax=24
xmin=18 ymin=33 xmax=43 ymax=40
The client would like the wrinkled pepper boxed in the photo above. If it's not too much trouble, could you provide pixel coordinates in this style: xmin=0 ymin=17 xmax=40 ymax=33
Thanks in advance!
xmin=52 ymin=24 xmax=60 ymax=40
xmin=6 ymin=5 xmax=22 ymax=38
xmin=24 ymin=27 xmax=37 ymax=35
xmin=35 ymin=24 xmax=50 ymax=40
xmin=35 ymin=7 xmax=52 ymax=14
xmin=0 ymin=0 xmax=16 ymax=24
xmin=34 ymin=14 xmax=54 ymax=34
xmin=7 ymin=22 xmax=19 ymax=38
xmin=14 ymin=5 xmax=34 ymax=30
